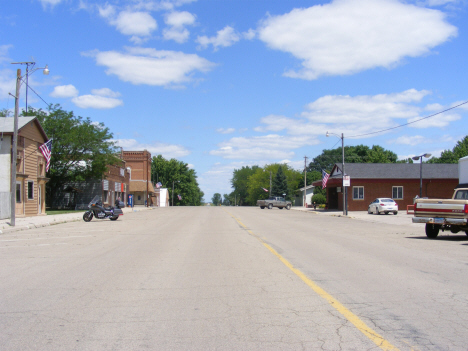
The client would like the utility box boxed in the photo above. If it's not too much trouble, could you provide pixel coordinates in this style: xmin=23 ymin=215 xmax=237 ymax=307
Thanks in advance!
xmin=459 ymin=156 xmax=468 ymax=184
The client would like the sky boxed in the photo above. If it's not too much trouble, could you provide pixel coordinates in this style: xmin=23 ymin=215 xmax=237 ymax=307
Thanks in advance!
xmin=1 ymin=0 xmax=468 ymax=201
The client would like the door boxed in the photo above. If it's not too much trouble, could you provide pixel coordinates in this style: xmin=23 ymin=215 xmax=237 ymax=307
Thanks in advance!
xmin=15 ymin=181 xmax=24 ymax=216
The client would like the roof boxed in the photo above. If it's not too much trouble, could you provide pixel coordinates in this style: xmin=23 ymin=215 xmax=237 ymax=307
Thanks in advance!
xmin=129 ymin=180 xmax=155 ymax=193
xmin=0 ymin=116 xmax=48 ymax=141
xmin=298 ymin=184 xmax=315 ymax=191
xmin=329 ymin=163 xmax=458 ymax=180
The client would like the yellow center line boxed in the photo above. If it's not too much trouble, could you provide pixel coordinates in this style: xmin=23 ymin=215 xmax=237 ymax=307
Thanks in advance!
xmin=224 ymin=209 xmax=399 ymax=351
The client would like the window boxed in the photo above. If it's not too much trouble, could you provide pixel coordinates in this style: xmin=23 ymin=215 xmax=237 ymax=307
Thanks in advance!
xmin=353 ymin=186 xmax=364 ymax=200
xmin=392 ymin=186 xmax=403 ymax=199
xmin=16 ymin=182 xmax=22 ymax=203
xmin=27 ymin=181 xmax=34 ymax=200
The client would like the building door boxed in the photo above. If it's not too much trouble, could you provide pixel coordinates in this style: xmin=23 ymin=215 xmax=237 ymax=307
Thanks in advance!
xmin=328 ymin=187 xmax=339 ymax=209
xmin=38 ymin=185 xmax=42 ymax=214
xmin=15 ymin=181 xmax=23 ymax=216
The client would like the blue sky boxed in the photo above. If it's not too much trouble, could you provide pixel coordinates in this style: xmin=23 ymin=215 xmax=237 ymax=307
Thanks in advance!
xmin=1 ymin=0 xmax=467 ymax=201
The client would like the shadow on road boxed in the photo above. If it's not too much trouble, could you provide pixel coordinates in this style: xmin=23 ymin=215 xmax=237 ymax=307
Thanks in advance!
xmin=407 ymin=236 xmax=468 ymax=242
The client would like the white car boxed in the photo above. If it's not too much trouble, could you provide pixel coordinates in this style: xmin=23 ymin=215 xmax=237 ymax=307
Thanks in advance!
xmin=368 ymin=198 xmax=398 ymax=215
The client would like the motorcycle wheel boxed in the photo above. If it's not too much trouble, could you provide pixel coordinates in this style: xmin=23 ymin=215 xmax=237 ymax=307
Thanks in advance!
xmin=83 ymin=211 xmax=93 ymax=222
xmin=110 ymin=216 xmax=119 ymax=221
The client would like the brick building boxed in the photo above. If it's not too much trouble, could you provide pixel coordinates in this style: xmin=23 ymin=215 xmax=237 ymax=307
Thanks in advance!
xmin=122 ymin=150 xmax=155 ymax=206
xmin=53 ymin=158 xmax=130 ymax=209
xmin=0 ymin=117 xmax=49 ymax=219
xmin=312 ymin=163 xmax=459 ymax=212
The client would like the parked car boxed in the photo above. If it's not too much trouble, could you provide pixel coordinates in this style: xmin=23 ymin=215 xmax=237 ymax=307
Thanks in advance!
xmin=257 ymin=197 xmax=292 ymax=210
xmin=368 ymin=198 xmax=398 ymax=215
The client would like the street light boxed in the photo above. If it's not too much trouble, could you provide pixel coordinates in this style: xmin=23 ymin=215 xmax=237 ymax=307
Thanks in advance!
xmin=9 ymin=63 xmax=50 ymax=226
xmin=326 ymin=131 xmax=347 ymax=216
xmin=11 ymin=61 xmax=49 ymax=113
xmin=412 ymin=153 xmax=432 ymax=198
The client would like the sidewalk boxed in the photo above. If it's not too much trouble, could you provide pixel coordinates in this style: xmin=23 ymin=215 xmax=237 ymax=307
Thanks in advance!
xmin=0 ymin=206 xmax=154 ymax=234
xmin=291 ymin=206 xmax=421 ymax=227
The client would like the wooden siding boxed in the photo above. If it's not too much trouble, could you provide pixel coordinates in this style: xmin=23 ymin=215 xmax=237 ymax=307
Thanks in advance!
xmin=17 ymin=120 xmax=48 ymax=217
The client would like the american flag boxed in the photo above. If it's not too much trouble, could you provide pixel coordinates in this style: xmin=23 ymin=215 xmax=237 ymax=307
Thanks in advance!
xmin=262 ymin=188 xmax=268 ymax=192
xmin=39 ymin=140 xmax=52 ymax=172
xmin=177 ymin=195 xmax=182 ymax=201
xmin=322 ymin=170 xmax=330 ymax=188
xmin=155 ymin=182 xmax=162 ymax=188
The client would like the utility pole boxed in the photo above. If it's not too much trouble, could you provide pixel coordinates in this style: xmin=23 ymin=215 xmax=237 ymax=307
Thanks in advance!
xmin=10 ymin=69 xmax=21 ymax=226
xmin=304 ymin=156 xmax=308 ymax=207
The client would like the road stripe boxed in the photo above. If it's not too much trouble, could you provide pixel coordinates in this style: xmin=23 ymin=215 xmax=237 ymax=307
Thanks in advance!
xmin=225 ymin=209 xmax=399 ymax=351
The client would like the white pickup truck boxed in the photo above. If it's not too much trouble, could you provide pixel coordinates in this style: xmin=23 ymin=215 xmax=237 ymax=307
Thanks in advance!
xmin=413 ymin=156 xmax=468 ymax=238
xmin=412 ymin=187 xmax=468 ymax=238
xmin=257 ymin=197 xmax=292 ymax=210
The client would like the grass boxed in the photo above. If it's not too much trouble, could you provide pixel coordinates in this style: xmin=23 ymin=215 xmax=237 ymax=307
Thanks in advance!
xmin=46 ymin=209 xmax=86 ymax=215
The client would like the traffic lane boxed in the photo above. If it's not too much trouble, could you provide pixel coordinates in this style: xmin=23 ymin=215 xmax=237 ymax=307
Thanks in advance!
xmin=1 ymin=207 xmax=381 ymax=351
xmin=230 ymin=206 xmax=468 ymax=350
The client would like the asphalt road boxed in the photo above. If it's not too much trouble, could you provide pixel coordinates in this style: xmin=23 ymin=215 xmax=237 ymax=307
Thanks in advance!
xmin=1 ymin=207 xmax=468 ymax=350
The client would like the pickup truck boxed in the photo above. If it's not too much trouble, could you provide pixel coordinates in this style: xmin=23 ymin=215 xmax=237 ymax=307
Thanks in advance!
xmin=257 ymin=197 xmax=292 ymax=210
xmin=412 ymin=186 xmax=468 ymax=238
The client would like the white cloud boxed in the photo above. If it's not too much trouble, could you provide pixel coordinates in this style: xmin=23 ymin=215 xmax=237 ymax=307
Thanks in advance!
xmin=391 ymin=135 xmax=428 ymax=145
xmin=0 ymin=69 xmax=16 ymax=101
xmin=165 ymin=11 xmax=196 ymax=27
xmin=84 ymin=47 xmax=215 ymax=88
xmin=0 ymin=45 xmax=12 ymax=64
xmin=210 ymin=134 xmax=318 ymax=160
xmin=196 ymin=26 xmax=240 ymax=50
xmin=114 ymin=138 xmax=191 ymax=158
xmin=257 ymin=0 xmax=457 ymax=80
xmin=98 ymin=7 xmax=157 ymax=43
xmin=216 ymin=127 xmax=235 ymax=134
xmin=163 ymin=11 xmax=196 ymax=43
xmin=163 ymin=27 xmax=190 ymax=43
xmin=243 ymin=29 xmax=256 ymax=40
xmin=407 ymin=112 xmax=460 ymax=128
xmin=72 ymin=94 xmax=123 ymax=109
xmin=91 ymin=87 xmax=121 ymax=98
xmin=50 ymin=84 xmax=79 ymax=98
xmin=97 ymin=3 xmax=116 ymax=19
xmin=426 ymin=0 xmax=456 ymax=6
xmin=39 ymin=0 xmax=63 ymax=7
xmin=303 ymin=89 xmax=428 ymax=125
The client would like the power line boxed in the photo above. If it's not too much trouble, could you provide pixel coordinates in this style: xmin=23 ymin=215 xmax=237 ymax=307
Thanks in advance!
xmin=348 ymin=100 xmax=468 ymax=138
xmin=20 ymin=77 xmax=51 ymax=108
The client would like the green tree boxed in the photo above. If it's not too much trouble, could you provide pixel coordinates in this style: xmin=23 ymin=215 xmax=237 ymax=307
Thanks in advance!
xmin=151 ymin=155 xmax=204 ymax=206
xmin=231 ymin=165 xmax=259 ymax=206
xmin=24 ymin=105 xmax=119 ymax=207
xmin=428 ymin=136 xmax=468 ymax=164
xmin=212 ymin=193 xmax=222 ymax=206
xmin=312 ymin=193 xmax=326 ymax=205
xmin=245 ymin=164 xmax=302 ymax=204
xmin=222 ymin=194 xmax=231 ymax=206
xmin=308 ymin=144 xmax=399 ymax=172
xmin=272 ymin=166 xmax=288 ymax=197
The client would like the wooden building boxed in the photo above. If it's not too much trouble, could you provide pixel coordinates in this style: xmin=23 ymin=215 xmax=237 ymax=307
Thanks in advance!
xmin=0 ymin=117 xmax=49 ymax=219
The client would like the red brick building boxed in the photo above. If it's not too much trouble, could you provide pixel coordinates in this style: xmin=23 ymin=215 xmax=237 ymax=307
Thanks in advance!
xmin=312 ymin=163 xmax=459 ymax=212
xmin=101 ymin=159 xmax=130 ymax=206
xmin=122 ymin=150 xmax=155 ymax=206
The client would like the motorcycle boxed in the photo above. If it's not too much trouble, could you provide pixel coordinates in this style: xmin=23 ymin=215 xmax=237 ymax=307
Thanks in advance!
xmin=83 ymin=195 xmax=123 ymax=222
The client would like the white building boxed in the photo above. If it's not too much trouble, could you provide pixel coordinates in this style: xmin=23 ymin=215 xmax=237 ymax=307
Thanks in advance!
xmin=295 ymin=185 xmax=315 ymax=207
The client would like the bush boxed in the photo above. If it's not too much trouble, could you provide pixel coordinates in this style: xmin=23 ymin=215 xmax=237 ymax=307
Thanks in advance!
xmin=311 ymin=193 xmax=326 ymax=205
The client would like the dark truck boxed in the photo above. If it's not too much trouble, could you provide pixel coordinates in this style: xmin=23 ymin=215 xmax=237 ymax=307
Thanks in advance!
xmin=257 ymin=197 xmax=292 ymax=210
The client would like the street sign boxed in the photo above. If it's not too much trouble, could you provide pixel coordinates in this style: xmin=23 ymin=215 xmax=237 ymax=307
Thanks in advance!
xmin=343 ymin=175 xmax=350 ymax=187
